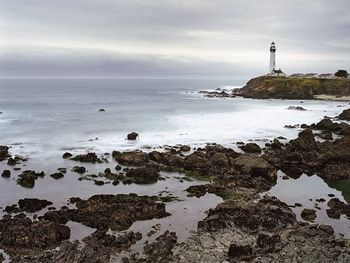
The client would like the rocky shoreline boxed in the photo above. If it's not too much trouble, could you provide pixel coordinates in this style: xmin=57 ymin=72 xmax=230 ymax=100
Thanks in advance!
xmin=199 ymin=76 xmax=350 ymax=100
xmin=1 ymin=108 xmax=350 ymax=262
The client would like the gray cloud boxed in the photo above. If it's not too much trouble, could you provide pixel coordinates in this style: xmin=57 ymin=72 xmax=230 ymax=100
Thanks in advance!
xmin=0 ymin=0 xmax=349 ymax=78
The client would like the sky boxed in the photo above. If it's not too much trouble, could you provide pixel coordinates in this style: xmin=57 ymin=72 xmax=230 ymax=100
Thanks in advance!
xmin=0 ymin=0 xmax=349 ymax=79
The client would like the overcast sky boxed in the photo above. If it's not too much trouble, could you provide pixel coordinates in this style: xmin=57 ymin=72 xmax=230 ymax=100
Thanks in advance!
xmin=0 ymin=0 xmax=349 ymax=78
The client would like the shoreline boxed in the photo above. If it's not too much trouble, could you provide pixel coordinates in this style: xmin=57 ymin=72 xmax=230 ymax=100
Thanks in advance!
xmin=1 ymin=105 xmax=350 ymax=262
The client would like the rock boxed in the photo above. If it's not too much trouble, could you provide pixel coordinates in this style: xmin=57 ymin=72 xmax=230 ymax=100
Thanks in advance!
xmin=270 ymin=139 xmax=283 ymax=149
xmin=186 ymin=184 xmax=208 ymax=198
xmin=7 ymin=157 xmax=16 ymax=166
xmin=127 ymin=132 xmax=139 ymax=140
xmin=125 ymin=166 xmax=160 ymax=184
xmin=338 ymin=108 xmax=350 ymax=120
xmin=94 ymin=180 xmax=105 ymax=186
xmin=232 ymin=155 xmax=276 ymax=179
xmin=114 ymin=150 xmax=149 ymax=165
xmin=115 ymin=165 xmax=122 ymax=171
xmin=314 ymin=118 xmax=342 ymax=132
xmin=301 ymin=208 xmax=317 ymax=221
xmin=256 ymin=232 xmax=281 ymax=252
xmin=62 ymin=152 xmax=73 ymax=159
xmin=17 ymin=170 xmax=45 ymax=188
xmin=199 ymin=195 xmax=296 ymax=232
xmin=57 ymin=168 xmax=67 ymax=173
xmin=289 ymin=129 xmax=318 ymax=151
xmin=143 ymin=231 xmax=177 ymax=262
xmin=72 ymin=166 xmax=86 ymax=174
xmin=71 ymin=152 xmax=102 ymax=163
xmin=1 ymin=169 xmax=11 ymax=178
xmin=326 ymin=198 xmax=350 ymax=219
xmin=284 ymin=124 xmax=299 ymax=129
xmin=211 ymin=152 xmax=229 ymax=166
xmin=288 ymin=106 xmax=307 ymax=111
xmin=228 ymin=243 xmax=253 ymax=260
xmin=149 ymin=151 xmax=184 ymax=167
xmin=42 ymin=194 xmax=170 ymax=231
xmin=0 ymin=216 xmax=70 ymax=251
xmin=180 ymin=145 xmax=191 ymax=152
xmin=17 ymin=198 xmax=53 ymax=213
xmin=316 ymin=130 xmax=333 ymax=140
xmin=50 ymin=172 xmax=64 ymax=179
xmin=0 ymin=145 xmax=10 ymax=161
xmin=98 ymin=108 xmax=106 ymax=112
xmin=240 ymin=143 xmax=262 ymax=153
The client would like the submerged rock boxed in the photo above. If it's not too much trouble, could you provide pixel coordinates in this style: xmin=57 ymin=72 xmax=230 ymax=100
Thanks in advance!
xmin=50 ymin=172 xmax=64 ymax=179
xmin=72 ymin=166 xmax=86 ymax=174
xmin=287 ymin=106 xmax=307 ymax=111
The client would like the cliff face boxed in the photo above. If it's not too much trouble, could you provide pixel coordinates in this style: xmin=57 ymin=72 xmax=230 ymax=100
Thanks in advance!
xmin=237 ymin=76 xmax=350 ymax=99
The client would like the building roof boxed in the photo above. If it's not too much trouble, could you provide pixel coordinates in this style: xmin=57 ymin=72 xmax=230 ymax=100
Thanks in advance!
xmin=272 ymin=69 xmax=284 ymax=74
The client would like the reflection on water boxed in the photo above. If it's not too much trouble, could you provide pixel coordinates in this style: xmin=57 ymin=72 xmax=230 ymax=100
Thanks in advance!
xmin=326 ymin=179 xmax=350 ymax=203
xmin=267 ymin=171 xmax=350 ymax=237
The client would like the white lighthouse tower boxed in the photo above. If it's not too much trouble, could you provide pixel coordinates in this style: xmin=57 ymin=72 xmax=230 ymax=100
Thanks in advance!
xmin=269 ymin=41 xmax=276 ymax=72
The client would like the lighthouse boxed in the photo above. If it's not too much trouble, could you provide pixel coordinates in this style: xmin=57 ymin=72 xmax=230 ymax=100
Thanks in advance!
xmin=269 ymin=42 xmax=276 ymax=72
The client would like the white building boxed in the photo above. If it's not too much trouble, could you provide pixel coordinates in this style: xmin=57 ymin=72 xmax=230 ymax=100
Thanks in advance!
xmin=267 ymin=42 xmax=286 ymax=77
xmin=269 ymin=42 xmax=276 ymax=72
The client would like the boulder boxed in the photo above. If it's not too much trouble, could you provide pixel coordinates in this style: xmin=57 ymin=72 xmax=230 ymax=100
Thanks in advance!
xmin=0 ymin=145 xmax=10 ymax=161
xmin=301 ymin=208 xmax=317 ymax=221
xmin=338 ymin=108 xmax=350 ymax=120
xmin=240 ymin=143 xmax=262 ymax=153
xmin=127 ymin=132 xmax=139 ymax=140
xmin=114 ymin=150 xmax=149 ymax=165
xmin=232 ymin=155 xmax=276 ymax=179
xmin=0 ymin=216 xmax=70 ymax=250
xmin=125 ymin=166 xmax=160 ymax=184
xmin=289 ymin=129 xmax=318 ymax=151
xmin=72 ymin=166 xmax=86 ymax=174
xmin=62 ymin=152 xmax=73 ymax=159
xmin=71 ymin=152 xmax=102 ymax=163
xmin=50 ymin=172 xmax=64 ymax=179
xmin=1 ymin=169 xmax=11 ymax=178
xmin=42 ymin=194 xmax=170 ymax=231
xmin=18 ymin=198 xmax=53 ymax=213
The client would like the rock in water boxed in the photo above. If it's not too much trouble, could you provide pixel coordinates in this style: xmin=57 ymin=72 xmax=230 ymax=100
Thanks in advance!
xmin=338 ymin=108 xmax=350 ymax=120
xmin=127 ymin=132 xmax=139 ymax=140
xmin=62 ymin=152 xmax=73 ymax=159
xmin=301 ymin=208 xmax=317 ymax=221
xmin=240 ymin=143 xmax=262 ymax=153
xmin=71 ymin=152 xmax=102 ymax=163
xmin=1 ymin=169 xmax=11 ymax=178
xmin=0 ymin=145 xmax=10 ymax=161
